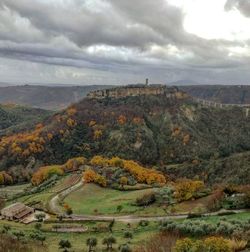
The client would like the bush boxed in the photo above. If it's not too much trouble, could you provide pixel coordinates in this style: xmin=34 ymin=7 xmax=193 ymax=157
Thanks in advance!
xmin=135 ymin=192 xmax=156 ymax=207
xmin=160 ymin=218 xmax=249 ymax=237
xmin=174 ymin=179 xmax=205 ymax=202
xmin=134 ymin=233 xmax=179 ymax=252
xmin=187 ymin=213 xmax=204 ymax=219
xmin=31 ymin=165 xmax=64 ymax=185
xmin=175 ymin=237 xmax=232 ymax=252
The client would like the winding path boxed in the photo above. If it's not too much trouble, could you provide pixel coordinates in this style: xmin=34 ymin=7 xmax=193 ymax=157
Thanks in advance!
xmin=48 ymin=181 xmax=83 ymax=214
xmin=48 ymin=182 xmax=250 ymax=223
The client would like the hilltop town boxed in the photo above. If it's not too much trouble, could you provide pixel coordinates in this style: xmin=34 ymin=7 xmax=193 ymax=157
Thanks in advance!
xmin=87 ymin=83 xmax=188 ymax=100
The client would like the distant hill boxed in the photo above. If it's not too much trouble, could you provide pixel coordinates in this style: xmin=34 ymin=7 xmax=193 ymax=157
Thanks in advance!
xmin=0 ymin=104 xmax=51 ymax=136
xmin=1 ymin=86 xmax=250 ymax=184
xmin=0 ymin=85 xmax=113 ymax=110
xmin=180 ymin=85 xmax=250 ymax=104
xmin=168 ymin=80 xmax=200 ymax=86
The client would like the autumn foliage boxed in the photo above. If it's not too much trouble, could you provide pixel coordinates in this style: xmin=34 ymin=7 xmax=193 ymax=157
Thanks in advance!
xmin=83 ymin=169 xmax=107 ymax=187
xmin=31 ymin=165 xmax=64 ymax=186
xmin=62 ymin=157 xmax=86 ymax=172
xmin=0 ymin=171 xmax=13 ymax=185
xmin=31 ymin=156 xmax=86 ymax=185
xmin=90 ymin=156 xmax=166 ymax=185
xmin=174 ymin=179 xmax=205 ymax=202
xmin=175 ymin=236 xmax=232 ymax=252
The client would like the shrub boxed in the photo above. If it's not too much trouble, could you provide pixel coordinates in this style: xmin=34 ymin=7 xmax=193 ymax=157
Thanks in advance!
xmin=0 ymin=171 xmax=13 ymax=185
xmin=175 ymin=238 xmax=197 ymax=252
xmin=227 ymin=238 xmax=247 ymax=252
xmin=175 ymin=237 xmax=232 ymax=252
xmin=204 ymin=237 xmax=232 ymax=252
xmin=62 ymin=157 xmax=86 ymax=172
xmin=31 ymin=165 xmax=64 ymax=185
xmin=155 ymin=186 xmax=175 ymax=205
xmin=90 ymin=155 xmax=109 ymax=167
xmin=83 ymin=169 xmax=107 ymax=187
xmin=134 ymin=233 xmax=179 ymax=252
xmin=174 ymin=179 xmax=205 ymax=202
xmin=135 ymin=192 xmax=156 ymax=207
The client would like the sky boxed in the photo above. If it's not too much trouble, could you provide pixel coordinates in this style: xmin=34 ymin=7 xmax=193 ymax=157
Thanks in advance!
xmin=0 ymin=0 xmax=250 ymax=85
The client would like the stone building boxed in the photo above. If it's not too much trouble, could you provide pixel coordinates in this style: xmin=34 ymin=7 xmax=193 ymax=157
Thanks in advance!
xmin=87 ymin=84 xmax=183 ymax=99
xmin=1 ymin=202 xmax=34 ymax=221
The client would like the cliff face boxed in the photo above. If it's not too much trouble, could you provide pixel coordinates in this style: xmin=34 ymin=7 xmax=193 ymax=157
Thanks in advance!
xmin=87 ymin=85 xmax=187 ymax=99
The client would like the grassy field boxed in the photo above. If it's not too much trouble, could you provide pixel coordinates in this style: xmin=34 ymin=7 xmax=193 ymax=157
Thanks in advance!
xmin=3 ymin=175 xmax=77 ymax=210
xmin=0 ymin=218 xmax=159 ymax=252
xmin=64 ymin=184 xmax=216 ymax=216
xmin=63 ymin=184 xmax=162 ymax=216
xmin=0 ymin=183 xmax=31 ymax=198
xmin=0 ymin=211 xmax=249 ymax=252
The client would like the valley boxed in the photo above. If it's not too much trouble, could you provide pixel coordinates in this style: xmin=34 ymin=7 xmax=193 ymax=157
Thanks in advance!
xmin=0 ymin=85 xmax=249 ymax=252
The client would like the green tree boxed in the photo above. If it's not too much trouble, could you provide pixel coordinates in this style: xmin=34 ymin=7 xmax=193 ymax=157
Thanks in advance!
xmin=86 ymin=237 xmax=97 ymax=252
xmin=35 ymin=223 xmax=42 ymax=230
xmin=59 ymin=239 xmax=72 ymax=252
xmin=103 ymin=236 xmax=116 ymax=251
xmin=108 ymin=219 xmax=115 ymax=233
xmin=119 ymin=244 xmax=132 ymax=252
xmin=2 ymin=225 xmax=11 ymax=234
xmin=30 ymin=231 xmax=46 ymax=245
xmin=116 ymin=205 xmax=123 ymax=213
xmin=124 ymin=231 xmax=133 ymax=242
xmin=35 ymin=213 xmax=46 ymax=222
xmin=12 ymin=231 xmax=25 ymax=241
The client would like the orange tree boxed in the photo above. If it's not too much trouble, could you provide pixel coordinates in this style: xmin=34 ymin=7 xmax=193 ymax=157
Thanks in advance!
xmin=174 ymin=179 xmax=205 ymax=202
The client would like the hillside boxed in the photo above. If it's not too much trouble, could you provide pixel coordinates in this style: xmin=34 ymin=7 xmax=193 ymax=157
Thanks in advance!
xmin=180 ymin=85 xmax=250 ymax=104
xmin=0 ymin=86 xmax=250 ymax=184
xmin=0 ymin=85 xmax=113 ymax=110
xmin=0 ymin=104 xmax=51 ymax=136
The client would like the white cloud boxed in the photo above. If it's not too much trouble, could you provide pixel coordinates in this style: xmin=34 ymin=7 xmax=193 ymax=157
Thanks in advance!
xmin=183 ymin=0 xmax=250 ymax=41
xmin=0 ymin=0 xmax=250 ymax=85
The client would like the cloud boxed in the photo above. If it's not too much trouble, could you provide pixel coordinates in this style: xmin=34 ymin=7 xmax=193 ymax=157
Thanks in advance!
xmin=225 ymin=0 xmax=250 ymax=17
xmin=0 ymin=0 xmax=249 ymax=85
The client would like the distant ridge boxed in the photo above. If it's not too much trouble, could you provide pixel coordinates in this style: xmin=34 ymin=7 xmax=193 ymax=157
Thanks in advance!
xmin=0 ymin=85 xmax=113 ymax=110
xmin=180 ymin=85 xmax=250 ymax=104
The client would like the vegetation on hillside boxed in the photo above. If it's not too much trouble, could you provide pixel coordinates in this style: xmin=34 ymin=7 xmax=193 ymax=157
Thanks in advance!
xmin=0 ymin=92 xmax=250 ymax=184
xmin=0 ymin=104 xmax=51 ymax=136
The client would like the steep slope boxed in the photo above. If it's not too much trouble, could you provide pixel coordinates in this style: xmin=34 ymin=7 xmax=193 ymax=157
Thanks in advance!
xmin=0 ymin=89 xmax=250 ymax=184
xmin=180 ymin=85 xmax=250 ymax=104
xmin=0 ymin=85 xmax=113 ymax=110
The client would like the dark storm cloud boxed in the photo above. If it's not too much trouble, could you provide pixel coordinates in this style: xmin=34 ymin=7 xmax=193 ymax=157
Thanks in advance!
xmin=0 ymin=0 xmax=250 ymax=84
xmin=225 ymin=0 xmax=250 ymax=17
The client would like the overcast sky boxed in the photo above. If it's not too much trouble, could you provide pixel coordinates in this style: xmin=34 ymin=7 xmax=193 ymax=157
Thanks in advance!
xmin=0 ymin=0 xmax=250 ymax=85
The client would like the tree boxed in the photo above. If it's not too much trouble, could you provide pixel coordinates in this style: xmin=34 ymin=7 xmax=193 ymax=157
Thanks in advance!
xmin=12 ymin=231 xmax=25 ymax=241
xmin=86 ymin=237 xmax=97 ymax=252
xmin=67 ymin=208 xmax=73 ymax=215
xmin=116 ymin=205 xmax=123 ymax=213
xmin=119 ymin=177 xmax=128 ymax=189
xmin=35 ymin=213 xmax=46 ymax=222
xmin=57 ymin=214 xmax=64 ymax=222
xmin=119 ymin=244 xmax=132 ymax=252
xmin=35 ymin=223 xmax=42 ymax=230
xmin=59 ymin=240 xmax=72 ymax=252
xmin=174 ymin=179 xmax=205 ymax=202
xmin=30 ymin=232 xmax=46 ymax=245
xmin=103 ymin=236 xmax=116 ymax=251
xmin=124 ymin=231 xmax=133 ymax=242
xmin=108 ymin=219 xmax=115 ymax=233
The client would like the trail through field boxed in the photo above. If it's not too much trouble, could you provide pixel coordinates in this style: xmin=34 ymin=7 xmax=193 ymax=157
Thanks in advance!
xmin=49 ymin=182 xmax=250 ymax=222
xmin=48 ymin=181 xmax=83 ymax=214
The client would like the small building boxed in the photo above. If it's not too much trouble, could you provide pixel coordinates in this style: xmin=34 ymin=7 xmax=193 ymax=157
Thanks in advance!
xmin=1 ymin=202 xmax=34 ymax=221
